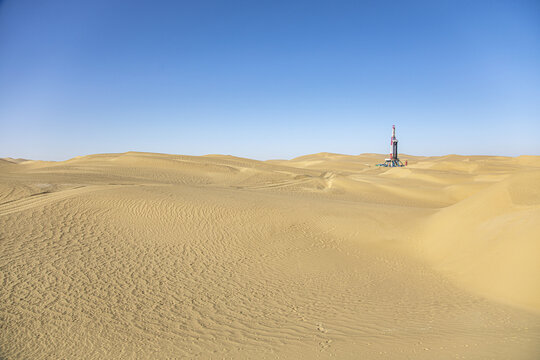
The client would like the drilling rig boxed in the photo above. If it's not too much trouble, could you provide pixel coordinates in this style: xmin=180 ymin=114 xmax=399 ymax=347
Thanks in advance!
xmin=377 ymin=125 xmax=405 ymax=167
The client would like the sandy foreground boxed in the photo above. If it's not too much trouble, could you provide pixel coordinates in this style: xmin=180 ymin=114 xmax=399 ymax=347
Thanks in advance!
xmin=0 ymin=152 xmax=539 ymax=359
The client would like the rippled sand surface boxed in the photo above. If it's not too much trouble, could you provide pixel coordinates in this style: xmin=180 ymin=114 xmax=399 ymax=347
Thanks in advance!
xmin=1 ymin=152 xmax=539 ymax=359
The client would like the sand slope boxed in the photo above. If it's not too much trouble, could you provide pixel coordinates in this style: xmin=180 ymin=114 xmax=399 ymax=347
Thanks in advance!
xmin=418 ymin=169 xmax=540 ymax=310
xmin=1 ymin=152 xmax=539 ymax=359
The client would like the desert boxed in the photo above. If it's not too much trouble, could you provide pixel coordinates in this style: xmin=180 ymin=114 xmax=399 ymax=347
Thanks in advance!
xmin=1 ymin=151 xmax=539 ymax=358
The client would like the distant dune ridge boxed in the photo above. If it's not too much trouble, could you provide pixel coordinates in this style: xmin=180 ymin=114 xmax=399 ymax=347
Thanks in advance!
xmin=1 ymin=152 xmax=539 ymax=359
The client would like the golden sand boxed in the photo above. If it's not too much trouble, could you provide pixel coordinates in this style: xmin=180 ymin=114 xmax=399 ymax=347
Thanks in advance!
xmin=1 ymin=152 xmax=539 ymax=358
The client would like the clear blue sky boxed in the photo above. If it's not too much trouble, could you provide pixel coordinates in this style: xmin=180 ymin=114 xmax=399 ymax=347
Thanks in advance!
xmin=1 ymin=0 xmax=539 ymax=160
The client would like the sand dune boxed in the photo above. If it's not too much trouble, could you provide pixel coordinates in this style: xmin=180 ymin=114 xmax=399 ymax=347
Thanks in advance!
xmin=1 ymin=152 xmax=539 ymax=359
xmin=0 ymin=158 xmax=29 ymax=165
xmin=418 ymin=169 xmax=540 ymax=311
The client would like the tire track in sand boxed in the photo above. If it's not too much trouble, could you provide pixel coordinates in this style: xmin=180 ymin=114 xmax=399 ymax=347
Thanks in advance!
xmin=0 ymin=185 xmax=129 ymax=216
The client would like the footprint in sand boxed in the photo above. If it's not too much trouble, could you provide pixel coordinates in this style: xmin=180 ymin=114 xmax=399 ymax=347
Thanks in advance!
xmin=317 ymin=323 xmax=328 ymax=333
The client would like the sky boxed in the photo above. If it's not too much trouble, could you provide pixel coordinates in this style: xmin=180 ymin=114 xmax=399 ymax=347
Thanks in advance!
xmin=0 ymin=0 xmax=539 ymax=160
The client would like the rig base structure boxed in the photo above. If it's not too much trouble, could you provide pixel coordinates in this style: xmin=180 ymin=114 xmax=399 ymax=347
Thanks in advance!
xmin=376 ymin=159 xmax=404 ymax=167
